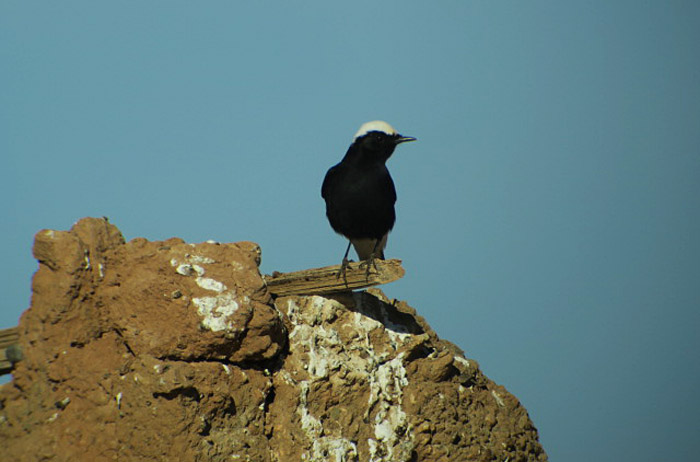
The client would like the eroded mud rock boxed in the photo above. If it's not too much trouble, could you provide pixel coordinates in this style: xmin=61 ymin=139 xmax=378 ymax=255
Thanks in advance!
xmin=0 ymin=218 xmax=546 ymax=461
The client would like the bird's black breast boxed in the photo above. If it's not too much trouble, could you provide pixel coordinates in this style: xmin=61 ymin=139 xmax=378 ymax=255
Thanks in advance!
xmin=322 ymin=162 xmax=396 ymax=240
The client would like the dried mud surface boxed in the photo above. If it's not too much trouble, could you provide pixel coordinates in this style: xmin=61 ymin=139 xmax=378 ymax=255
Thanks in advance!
xmin=0 ymin=217 xmax=547 ymax=461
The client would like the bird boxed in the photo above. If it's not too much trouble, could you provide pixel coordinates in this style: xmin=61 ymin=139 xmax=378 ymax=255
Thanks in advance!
xmin=321 ymin=120 xmax=416 ymax=278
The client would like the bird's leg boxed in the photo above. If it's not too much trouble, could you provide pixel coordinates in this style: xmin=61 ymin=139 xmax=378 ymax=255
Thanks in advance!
xmin=337 ymin=241 xmax=352 ymax=284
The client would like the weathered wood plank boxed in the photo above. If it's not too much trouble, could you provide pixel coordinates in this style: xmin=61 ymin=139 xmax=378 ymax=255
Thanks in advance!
xmin=0 ymin=326 xmax=19 ymax=349
xmin=265 ymin=258 xmax=405 ymax=296
xmin=0 ymin=326 xmax=20 ymax=375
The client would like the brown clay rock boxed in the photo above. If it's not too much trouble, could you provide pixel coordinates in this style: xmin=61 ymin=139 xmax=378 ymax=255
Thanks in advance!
xmin=0 ymin=217 xmax=547 ymax=461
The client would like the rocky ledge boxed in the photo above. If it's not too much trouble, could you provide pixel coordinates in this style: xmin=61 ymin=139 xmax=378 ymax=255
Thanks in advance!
xmin=0 ymin=217 xmax=546 ymax=461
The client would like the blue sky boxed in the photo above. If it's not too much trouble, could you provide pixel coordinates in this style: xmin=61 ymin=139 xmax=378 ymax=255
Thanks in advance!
xmin=2 ymin=2 xmax=699 ymax=460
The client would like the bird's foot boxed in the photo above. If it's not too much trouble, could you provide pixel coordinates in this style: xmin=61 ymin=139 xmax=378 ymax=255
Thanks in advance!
xmin=336 ymin=257 xmax=350 ymax=285
xmin=358 ymin=254 xmax=379 ymax=280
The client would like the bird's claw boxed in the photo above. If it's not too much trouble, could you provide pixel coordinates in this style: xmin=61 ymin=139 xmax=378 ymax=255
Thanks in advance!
xmin=358 ymin=254 xmax=379 ymax=280
xmin=336 ymin=257 xmax=350 ymax=285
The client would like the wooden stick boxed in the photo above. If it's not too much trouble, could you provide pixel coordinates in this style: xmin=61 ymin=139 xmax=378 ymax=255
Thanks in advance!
xmin=265 ymin=259 xmax=405 ymax=297
xmin=0 ymin=326 xmax=19 ymax=375
xmin=0 ymin=326 xmax=19 ymax=348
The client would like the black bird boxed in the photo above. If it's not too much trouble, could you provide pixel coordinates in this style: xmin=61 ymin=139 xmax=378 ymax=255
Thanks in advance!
xmin=322 ymin=120 xmax=416 ymax=276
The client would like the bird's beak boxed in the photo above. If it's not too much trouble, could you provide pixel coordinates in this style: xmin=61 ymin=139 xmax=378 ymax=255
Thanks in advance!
xmin=395 ymin=135 xmax=417 ymax=144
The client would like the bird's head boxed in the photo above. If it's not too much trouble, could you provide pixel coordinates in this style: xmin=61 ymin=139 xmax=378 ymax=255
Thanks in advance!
xmin=350 ymin=121 xmax=416 ymax=162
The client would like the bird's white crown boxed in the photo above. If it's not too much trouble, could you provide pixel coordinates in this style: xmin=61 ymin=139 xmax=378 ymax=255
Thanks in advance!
xmin=353 ymin=120 xmax=397 ymax=141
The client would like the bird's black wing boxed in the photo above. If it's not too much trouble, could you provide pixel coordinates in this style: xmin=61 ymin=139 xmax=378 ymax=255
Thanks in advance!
xmin=321 ymin=163 xmax=340 ymax=200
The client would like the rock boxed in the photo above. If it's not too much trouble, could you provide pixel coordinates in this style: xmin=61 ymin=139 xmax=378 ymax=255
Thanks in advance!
xmin=0 ymin=217 xmax=547 ymax=461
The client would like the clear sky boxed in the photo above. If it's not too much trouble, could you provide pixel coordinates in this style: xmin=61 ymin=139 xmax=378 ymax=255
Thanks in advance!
xmin=2 ymin=2 xmax=699 ymax=460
